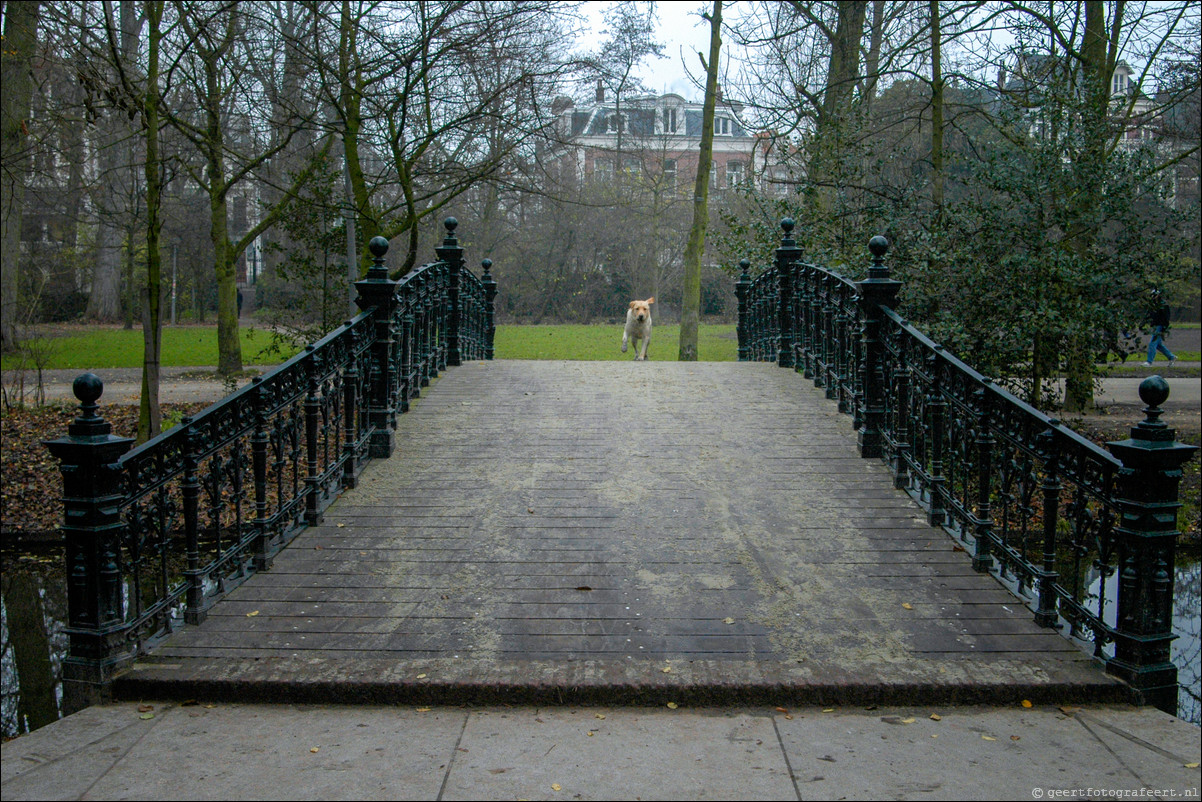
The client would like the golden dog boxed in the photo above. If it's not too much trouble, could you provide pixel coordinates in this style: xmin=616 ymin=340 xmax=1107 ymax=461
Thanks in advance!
xmin=621 ymin=297 xmax=655 ymax=360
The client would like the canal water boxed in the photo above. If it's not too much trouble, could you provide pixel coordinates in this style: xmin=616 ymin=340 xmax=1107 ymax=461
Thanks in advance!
xmin=2 ymin=551 xmax=1200 ymax=736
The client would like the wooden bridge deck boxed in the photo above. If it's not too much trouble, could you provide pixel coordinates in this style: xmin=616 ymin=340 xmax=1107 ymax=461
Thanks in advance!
xmin=119 ymin=361 xmax=1128 ymax=706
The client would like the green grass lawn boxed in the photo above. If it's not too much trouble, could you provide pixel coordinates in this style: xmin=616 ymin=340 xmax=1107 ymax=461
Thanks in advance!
xmin=494 ymin=324 xmax=738 ymax=361
xmin=1 ymin=323 xmax=739 ymax=370
xmin=0 ymin=325 xmax=296 ymax=370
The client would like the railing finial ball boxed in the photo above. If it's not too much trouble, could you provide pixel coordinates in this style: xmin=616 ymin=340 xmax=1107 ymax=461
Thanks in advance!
xmin=1138 ymin=375 xmax=1170 ymax=410
xmin=444 ymin=217 xmax=459 ymax=233
xmin=369 ymin=236 xmax=389 ymax=258
xmin=869 ymin=235 xmax=889 ymax=258
xmin=739 ymin=258 xmax=751 ymax=274
xmin=780 ymin=217 xmax=795 ymax=235
xmin=481 ymin=258 xmax=492 ymax=274
xmin=73 ymin=372 xmax=103 ymax=405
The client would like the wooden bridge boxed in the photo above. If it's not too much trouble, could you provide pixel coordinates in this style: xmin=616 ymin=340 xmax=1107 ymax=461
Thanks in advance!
xmin=47 ymin=220 xmax=1194 ymax=713
xmin=113 ymin=361 xmax=1122 ymax=706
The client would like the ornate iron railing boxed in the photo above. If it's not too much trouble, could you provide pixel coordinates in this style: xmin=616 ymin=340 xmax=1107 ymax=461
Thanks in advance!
xmin=737 ymin=218 xmax=1198 ymax=715
xmin=46 ymin=218 xmax=496 ymax=710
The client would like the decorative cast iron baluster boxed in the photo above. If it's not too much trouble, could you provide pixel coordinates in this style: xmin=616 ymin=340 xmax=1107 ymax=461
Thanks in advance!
xmin=252 ymin=377 xmax=271 ymax=570
xmin=482 ymin=259 xmax=497 ymax=360
xmin=776 ymin=218 xmax=798 ymax=368
xmin=342 ymin=329 xmax=359 ymax=489
xmin=438 ymin=217 xmax=463 ymax=367
xmin=1106 ymin=377 xmax=1198 ymax=714
xmin=354 ymin=235 xmax=399 ymax=459
xmin=736 ymin=259 xmax=751 ymax=361
xmin=972 ymin=384 xmax=995 ymax=573
xmin=925 ymin=350 xmax=946 ymax=526
xmin=305 ymin=346 xmax=322 ymax=526
xmin=181 ymin=416 xmax=204 ymax=624
xmin=1034 ymin=427 xmax=1062 ymax=628
xmin=855 ymin=236 xmax=900 ymax=459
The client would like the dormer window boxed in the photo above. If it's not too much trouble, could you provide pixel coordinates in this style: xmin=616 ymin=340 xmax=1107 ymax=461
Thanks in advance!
xmin=663 ymin=107 xmax=679 ymax=133
xmin=1112 ymin=71 xmax=1128 ymax=95
xmin=715 ymin=117 xmax=732 ymax=136
xmin=605 ymin=114 xmax=624 ymax=134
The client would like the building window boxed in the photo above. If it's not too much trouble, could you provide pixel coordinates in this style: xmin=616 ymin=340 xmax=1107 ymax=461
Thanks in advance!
xmin=1112 ymin=72 xmax=1127 ymax=95
xmin=714 ymin=117 xmax=731 ymax=136
xmin=623 ymin=158 xmax=641 ymax=179
xmin=663 ymin=107 xmax=678 ymax=133
xmin=663 ymin=158 xmax=677 ymax=187
xmin=727 ymin=161 xmax=745 ymax=186
xmin=594 ymin=158 xmax=613 ymax=181
xmin=606 ymin=114 xmax=623 ymax=134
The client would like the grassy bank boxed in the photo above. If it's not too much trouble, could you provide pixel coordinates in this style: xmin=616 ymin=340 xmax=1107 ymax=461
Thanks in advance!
xmin=495 ymin=324 xmax=737 ymax=361
xmin=1 ymin=325 xmax=293 ymax=370
xmin=2 ymin=323 xmax=740 ymax=369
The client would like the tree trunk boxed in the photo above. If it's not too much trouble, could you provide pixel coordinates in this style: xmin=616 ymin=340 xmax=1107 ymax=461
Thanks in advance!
xmin=809 ymin=0 xmax=868 ymax=209
xmin=929 ymin=0 xmax=944 ymax=218
xmin=679 ymin=0 xmax=722 ymax=362
xmin=0 ymin=0 xmax=41 ymax=350
xmin=1063 ymin=0 xmax=1121 ymax=413
xmin=88 ymin=1 xmax=142 ymax=322
xmin=138 ymin=0 xmax=164 ymax=443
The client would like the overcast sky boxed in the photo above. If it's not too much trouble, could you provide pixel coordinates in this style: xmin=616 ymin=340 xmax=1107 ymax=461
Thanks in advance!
xmin=578 ymin=1 xmax=723 ymax=101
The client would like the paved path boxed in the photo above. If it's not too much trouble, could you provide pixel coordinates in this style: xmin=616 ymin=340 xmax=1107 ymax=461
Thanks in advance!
xmin=3 ymin=701 xmax=1198 ymax=800
xmin=119 ymin=361 xmax=1122 ymax=706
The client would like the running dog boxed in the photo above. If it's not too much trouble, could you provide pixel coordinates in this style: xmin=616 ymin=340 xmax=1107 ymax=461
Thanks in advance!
xmin=621 ymin=297 xmax=655 ymax=361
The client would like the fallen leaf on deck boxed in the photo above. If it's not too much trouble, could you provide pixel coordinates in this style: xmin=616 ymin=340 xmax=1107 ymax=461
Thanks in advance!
xmin=930 ymin=714 xmax=942 ymax=721
xmin=1184 ymin=762 xmax=1199 ymax=768
xmin=662 ymin=666 xmax=671 ymax=673
xmin=139 ymin=712 xmax=154 ymax=720
xmin=551 ymin=784 xmax=561 ymax=791
xmin=982 ymin=735 xmax=997 ymax=741
xmin=138 ymin=704 xmax=154 ymax=712
xmin=1011 ymin=735 xmax=1021 ymax=741
xmin=902 ymin=603 xmax=913 ymax=610
xmin=666 ymin=702 xmax=678 ymax=709
xmin=336 ymin=523 xmax=346 ymax=528
xmin=1021 ymin=700 xmax=1033 ymax=708
xmin=416 ymin=673 xmax=427 ymax=679
xmin=310 ymin=747 xmax=319 ymax=753
xmin=247 ymin=611 xmax=259 ymax=617
xmin=594 ymin=713 xmax=606 ymax=720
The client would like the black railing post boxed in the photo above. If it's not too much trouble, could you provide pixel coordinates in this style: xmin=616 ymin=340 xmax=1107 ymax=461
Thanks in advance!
xmin=342 ymin=321 xmax=360 ymax=489
xmin=775 ymin=218 xmax=801 ymax=368
xmin=1105 ymin=377 xmax=1199 ymax=715
xmin=435 ymin=217 xmax=464 ymax=367
xmin=735 ymin=258 xmax=751 ymax=361
xmin=354 ymin=236 xmax=399 ymax=458
xmin=304 ymin=345 xmax=322 ymax=526
xmin=251 ymin=377 xmax=272 ymax=570
xmin=44 ymin=374 xmax=134 ymax=712
xmin=971 ymin=383 xmax=995 ymax=573
xmin=855 ymin=236 xmax=901 ymax=459
xmin=1034 ymin=427 xmax=1061 ymax=628
xmin=482 ymin=259 xmax=497 ymax=359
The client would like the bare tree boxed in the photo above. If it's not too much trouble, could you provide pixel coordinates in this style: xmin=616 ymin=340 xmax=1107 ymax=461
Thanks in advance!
xmin=1 ymin=0 xmax=42 ymax=350
xmin=680 ymin=0 xmax=722 ymax=361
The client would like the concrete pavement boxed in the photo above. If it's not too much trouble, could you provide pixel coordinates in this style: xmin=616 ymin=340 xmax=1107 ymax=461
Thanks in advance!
xmin=3 ymin=701 xmax=1199 ymax=800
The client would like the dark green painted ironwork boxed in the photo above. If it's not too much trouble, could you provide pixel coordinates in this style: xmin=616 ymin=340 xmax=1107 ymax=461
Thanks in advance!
xmin=735 ymin=221 xmax=1199 ymax=716
xmin=45 ymin=219 xmax=496 ymax=712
